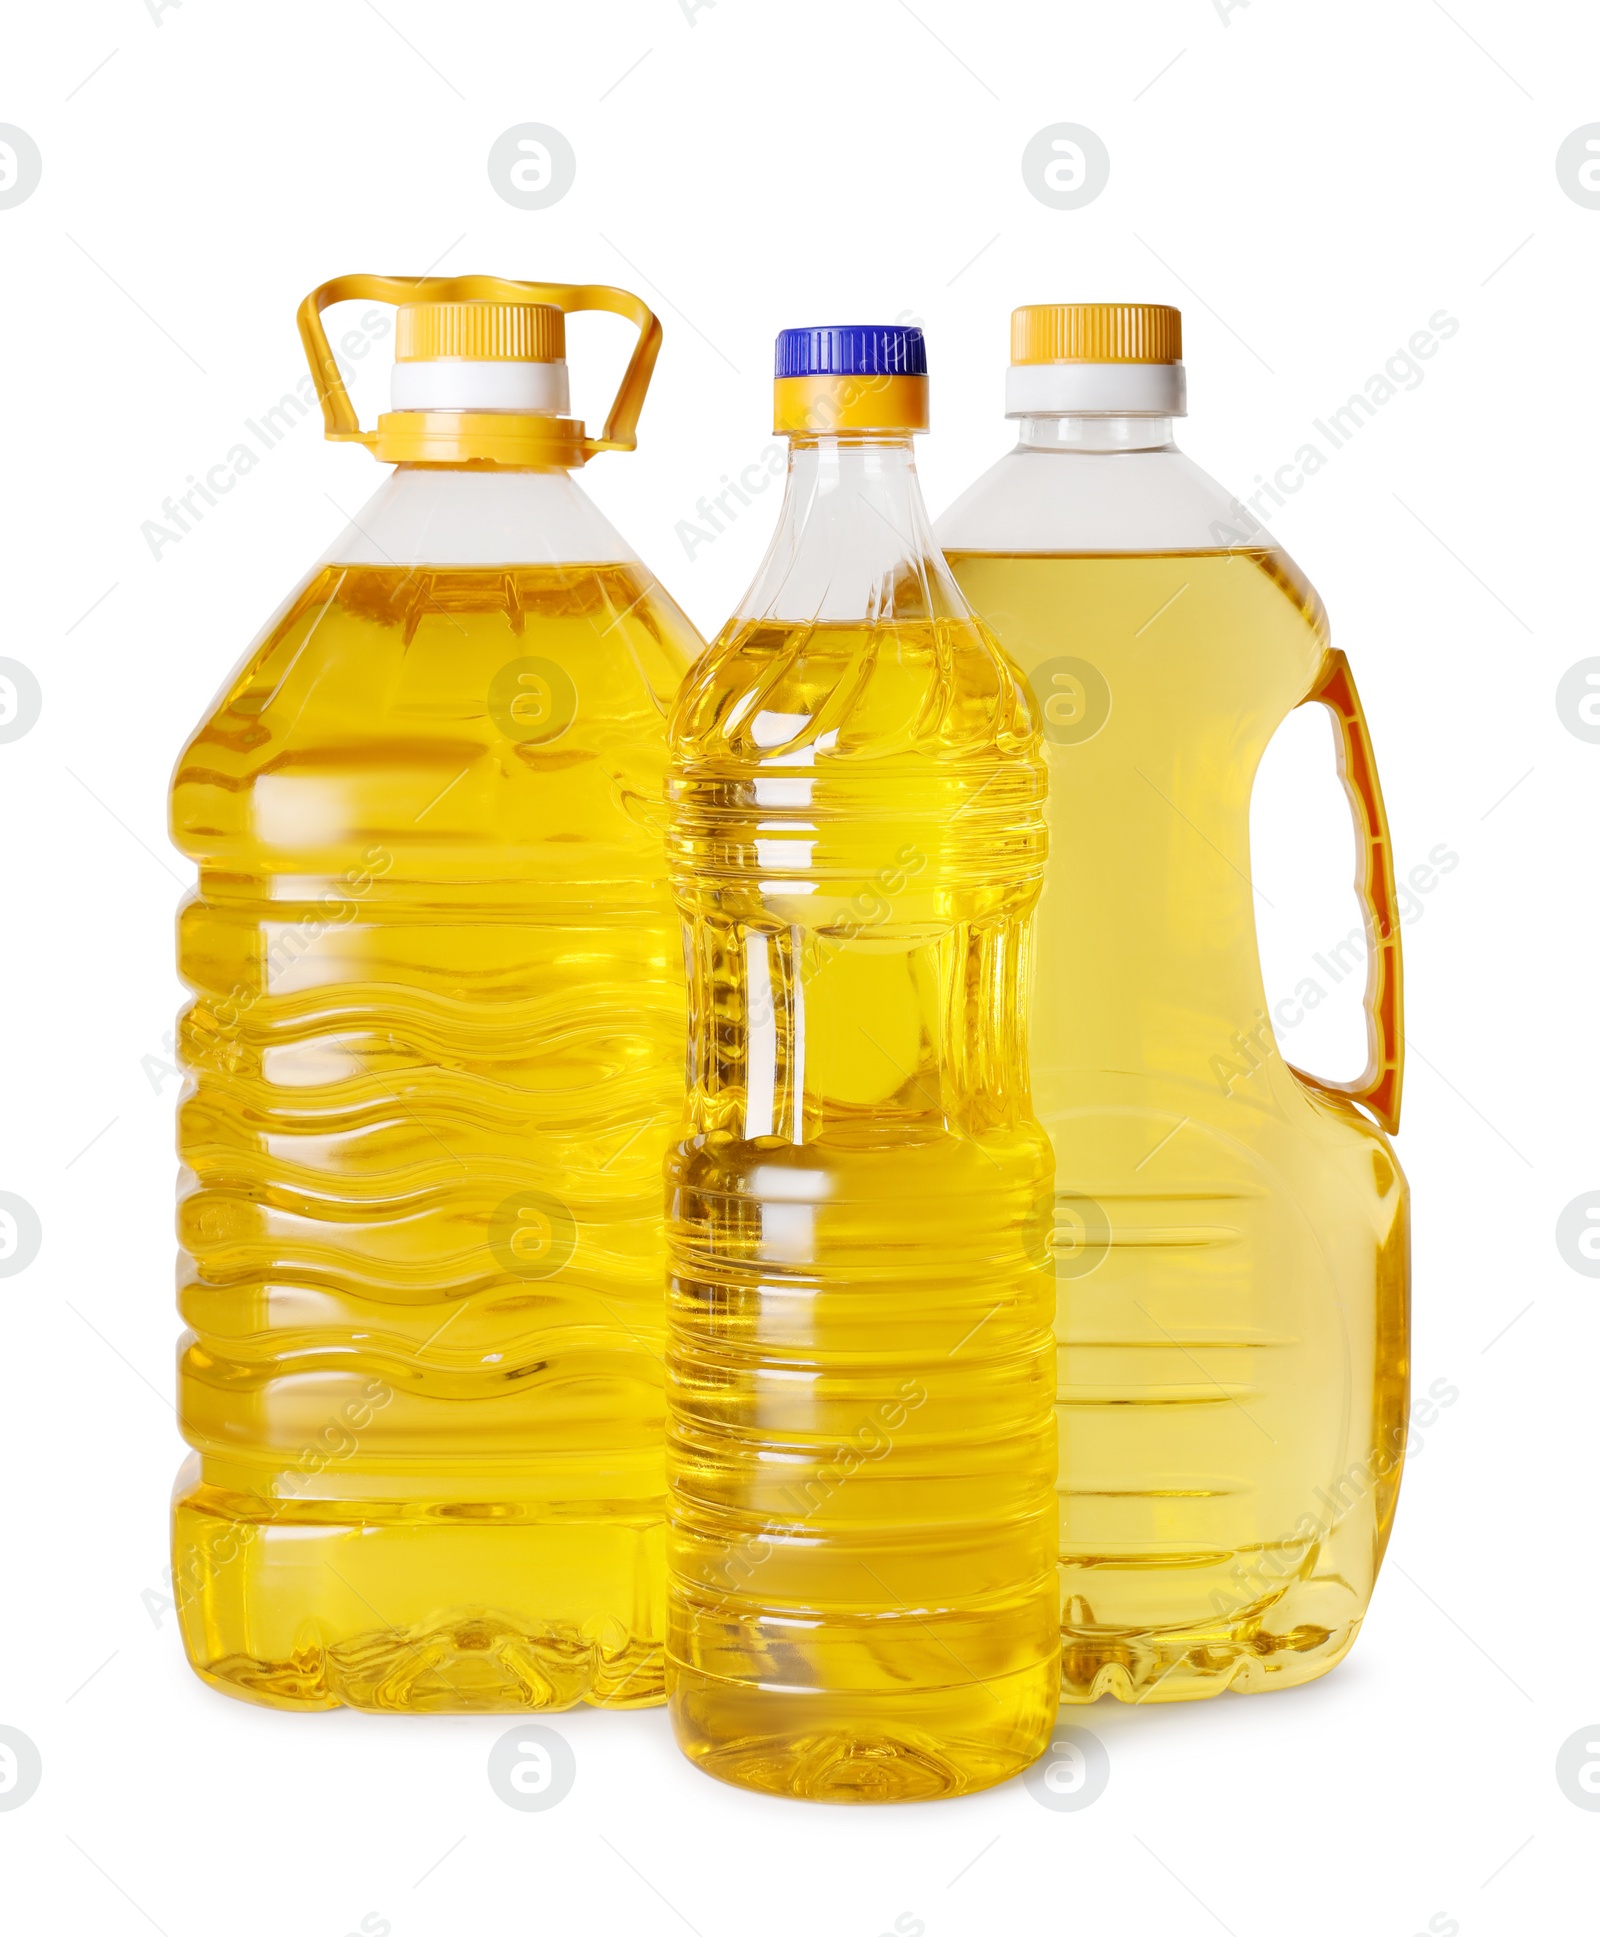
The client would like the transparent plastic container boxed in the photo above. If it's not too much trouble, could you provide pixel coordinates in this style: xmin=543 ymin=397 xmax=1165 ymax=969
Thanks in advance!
xmin=664 ymin=325 xmax=1060 ymax=1800
xmin=936 ymin=304 xmax=1409 ymax=1703
xmin=170 ymin=277 xmax=703 ymax=1711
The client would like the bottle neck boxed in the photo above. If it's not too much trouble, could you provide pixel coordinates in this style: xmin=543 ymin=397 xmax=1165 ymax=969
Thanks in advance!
xmin=1015 ymin=415 xmax=1179 ymax=453
xmin=735 ymin=434 xmax=970 ymax=625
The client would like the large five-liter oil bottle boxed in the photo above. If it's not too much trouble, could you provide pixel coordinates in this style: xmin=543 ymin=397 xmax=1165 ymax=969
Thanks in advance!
xmin=664 ymin=325 xmax=1060 ymax=1800
xmin=937 ymin=304 xmax=1410 ymax=1703
xmin=170 ymin=277 xmax=702 ymax=1711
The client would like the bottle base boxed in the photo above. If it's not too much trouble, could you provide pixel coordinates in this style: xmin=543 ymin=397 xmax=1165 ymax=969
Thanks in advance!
xmin=668 ymin=1658 xmax=1059 ymax=1803
xmin=183 ymin=1617 xmax=663 ymax=1715
xmin=1060 ymin=1612 xmax=1361 ymax=1704
xmin=173 ymin=1486 xmax=664 ymax=1713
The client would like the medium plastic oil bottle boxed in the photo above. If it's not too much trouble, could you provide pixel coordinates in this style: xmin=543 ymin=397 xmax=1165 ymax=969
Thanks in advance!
xmin=937 ymin=304 xmax=1409 ymax=1702
xmin=664 ymin=325 xmax=1060 ymax=1799
xmin=170 ymin=277 xmax=703 ymax=1711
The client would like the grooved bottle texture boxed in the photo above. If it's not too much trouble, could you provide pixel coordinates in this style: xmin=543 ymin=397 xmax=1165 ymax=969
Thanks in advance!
xmin=945 ymin=546 xmax=1411 ymax=1703
xmin=170 ymin=561 xmax=699 ymax=1711
xmin=664 ymin=612 xmax=1062 ymax=1800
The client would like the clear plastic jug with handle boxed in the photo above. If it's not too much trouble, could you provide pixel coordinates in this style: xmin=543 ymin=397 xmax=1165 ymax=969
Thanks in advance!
xmin=937 ymin=303 xmax=1409 ymax=1703
xmin=170 ymin=275 xmax=703 ymax=1712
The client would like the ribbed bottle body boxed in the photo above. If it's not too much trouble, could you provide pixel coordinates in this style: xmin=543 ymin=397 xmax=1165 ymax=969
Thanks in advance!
xmin=172 ymin=560 xmax=699 ymax=1711
xmin=664 ymin=612 xmax=1061 ymax=1800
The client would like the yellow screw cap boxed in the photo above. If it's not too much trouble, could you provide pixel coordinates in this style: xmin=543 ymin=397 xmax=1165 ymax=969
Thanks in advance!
xmin=395 ymin=299 xmax=566 ymax=363
xmin=1011 ymin=303 xmax=1182 ymax=365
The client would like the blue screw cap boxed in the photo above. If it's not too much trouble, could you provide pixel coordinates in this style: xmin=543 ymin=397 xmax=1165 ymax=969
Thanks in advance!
xmin=774 ymin=325 xmax=928 ymax=379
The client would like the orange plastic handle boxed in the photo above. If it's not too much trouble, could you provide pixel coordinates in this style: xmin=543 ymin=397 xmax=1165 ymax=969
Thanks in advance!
xmin=294 ymin=273 xmax=662 ymax=460
xmin=1287 ymin=650 xmax=1403 ymax=1134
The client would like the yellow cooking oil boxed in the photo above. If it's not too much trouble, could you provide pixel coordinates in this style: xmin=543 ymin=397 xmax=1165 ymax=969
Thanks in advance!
xmin=944 ymin=544 xmax=1409 ymax=1701
xmin=170 ymin=277 xmax=703 ymax=1711
xmin=666 ymin=615 xmax=1061 ymax=1801
xmin=664 ymin=328 xmax=1060 ymax=1803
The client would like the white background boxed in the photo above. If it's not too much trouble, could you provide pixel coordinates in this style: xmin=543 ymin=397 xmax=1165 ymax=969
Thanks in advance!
xmin=0 ymin=2 xmax=1594 ymax=1932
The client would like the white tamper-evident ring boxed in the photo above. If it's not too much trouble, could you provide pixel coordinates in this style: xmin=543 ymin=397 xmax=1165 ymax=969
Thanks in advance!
xmin=1004 ymin=361 xmax=1187 ymax=417
xmin=391 ymin=359 xmax=572 ymax=414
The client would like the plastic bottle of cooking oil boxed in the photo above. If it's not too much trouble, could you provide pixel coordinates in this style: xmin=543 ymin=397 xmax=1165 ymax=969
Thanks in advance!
xmin=936 ymin=304 xmax=1409 ymax=1702
xmin=169 ymin=276 xmax=703 ymax=1712
xmin=664 ymin=324 xmax=1060 ymax=1800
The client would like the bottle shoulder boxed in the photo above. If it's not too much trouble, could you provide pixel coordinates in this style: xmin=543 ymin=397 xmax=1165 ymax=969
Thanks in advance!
xmin=319 ymin=467 xmax=640 ymax=569
xmin=171 ymin=465 xmax=701 ymax=795
xmin=934 ymin=442 xmax=1262 ymax=555
xmin=667 ymin=615 xmax=1043 ymax=774
xmin=169 ymin=560 xmax=698 ymax=862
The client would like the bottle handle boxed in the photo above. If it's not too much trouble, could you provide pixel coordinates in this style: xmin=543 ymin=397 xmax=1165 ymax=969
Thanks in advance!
xmin=1286 ymin=649 xmax=1404 ymax=1134
xmin=294 ymin=273 xmax=663 ymax=461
